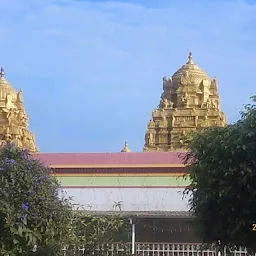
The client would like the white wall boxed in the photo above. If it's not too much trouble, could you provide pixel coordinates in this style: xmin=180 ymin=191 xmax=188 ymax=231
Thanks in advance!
xmin=60 ymin=188 xmax=190 ymax=212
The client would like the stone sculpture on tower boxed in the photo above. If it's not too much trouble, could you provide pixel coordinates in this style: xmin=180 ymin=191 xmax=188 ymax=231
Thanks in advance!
xmin=0 ymin=67 xmax=38 ymax=152
xmin=143 ymin=52 xmax=227 ymax=152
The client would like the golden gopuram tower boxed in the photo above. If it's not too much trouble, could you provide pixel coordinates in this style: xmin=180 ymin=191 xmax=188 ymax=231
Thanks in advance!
xmin=0 ymin=67 xmax=38 ymax=152
xmin=143 ymin=52 xmax=227 ymax=152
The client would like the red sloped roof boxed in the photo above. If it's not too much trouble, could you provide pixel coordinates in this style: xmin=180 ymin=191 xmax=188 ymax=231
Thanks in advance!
xmin=32 ymin=152 xmax=187 ymax=166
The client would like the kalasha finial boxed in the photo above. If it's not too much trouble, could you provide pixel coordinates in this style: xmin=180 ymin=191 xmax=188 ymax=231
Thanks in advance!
xmin=121 ymin=140 xmax=131 ymax=152
xmin=187 ymin=51 xmax=194 ymax=64
xmin=0 ymin=66 xmax=5 ymax=77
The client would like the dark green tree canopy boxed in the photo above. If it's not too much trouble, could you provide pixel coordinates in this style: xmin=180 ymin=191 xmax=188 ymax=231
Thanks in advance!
xmin=184 ymin=96 xmax=256 ymax=252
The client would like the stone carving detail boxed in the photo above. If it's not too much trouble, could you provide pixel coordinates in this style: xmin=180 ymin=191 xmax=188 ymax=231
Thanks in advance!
xmin=147 ymin=131 xmax=155 ymax=146
xmin=148 ymin=119 xmax=155 ymax=129
xmin=194 ymin=116 xmax=198 ymax=126
xmin=143 ymin=52 xmax=227 ymax=152
xmin=17 ymin=89 xmax=23 ymax=102
xmin=211 ymin=77 xmax=218 ymax=90
xmin=179 ymin=92 xmax=189 ymax=107
xmin=181 ymin=73 xmax=195 ymax=85
xmin=0 ymin=67 xmax=38 ymax=152
xmin=159 ymin=98 xmax=173 ymax=110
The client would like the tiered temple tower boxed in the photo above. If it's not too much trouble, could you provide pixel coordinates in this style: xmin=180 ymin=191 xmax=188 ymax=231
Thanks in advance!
xmin=143 ymin=52 xmax=227 ymax=152
xmin=0 ymin=67 xmax=38 ymax=152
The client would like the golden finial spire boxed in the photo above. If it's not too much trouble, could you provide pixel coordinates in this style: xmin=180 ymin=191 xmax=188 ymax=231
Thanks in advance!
xmin=0 ymin=66 xmax=5 ymax=78
xmin=187 ymin=51 xmax=194 ymax=64
xmin=121 ymin=141 xmax=131 ymax=152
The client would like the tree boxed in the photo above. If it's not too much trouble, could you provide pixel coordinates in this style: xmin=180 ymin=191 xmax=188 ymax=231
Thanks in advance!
xmin=66 ymin=211 xmax=130 ymax=255
xmin=183 ymin=96 xmax=256 ymax=253
xmin=0 ymin=143 xmax=130 ymax=255
xmin=0 ymin=144 xmax=72 ymax=256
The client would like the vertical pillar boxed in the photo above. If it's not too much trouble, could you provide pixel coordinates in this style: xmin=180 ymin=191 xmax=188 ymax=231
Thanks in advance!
xmin=130 ymin=218 xmax=136 ymax=255
xmin=217 ymin=240 xmax=222 ymax=256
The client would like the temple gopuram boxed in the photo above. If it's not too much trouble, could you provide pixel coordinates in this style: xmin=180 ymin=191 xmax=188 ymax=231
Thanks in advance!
xmin=1 ymin=52 xmax=227 ymax=245
xmin=0 ymin=67 xmax=38 ymax=152
xmin=144 ymin=52 xmax=226 ymax=151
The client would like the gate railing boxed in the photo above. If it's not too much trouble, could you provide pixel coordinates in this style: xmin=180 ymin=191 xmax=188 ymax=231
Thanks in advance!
xmin=135 ymin=243 xmax=249 ymax=256
xmin=60 ymin=243 xmax=253 ymax=256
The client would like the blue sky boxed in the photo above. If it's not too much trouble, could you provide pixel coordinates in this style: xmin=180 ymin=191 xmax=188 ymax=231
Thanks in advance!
xmin=0 ymin=0 xmax=255 ymax=152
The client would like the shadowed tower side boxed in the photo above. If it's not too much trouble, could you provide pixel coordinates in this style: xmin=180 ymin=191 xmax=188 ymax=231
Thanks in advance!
xmin=143 ymin=52 xmax=227 ymax=152
xmin=0 ymin=67 xmax=38 ymax=152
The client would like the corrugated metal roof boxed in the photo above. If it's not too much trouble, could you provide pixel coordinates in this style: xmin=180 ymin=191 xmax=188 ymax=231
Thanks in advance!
xmin=33 ymin=152 xmax=187 ymax=166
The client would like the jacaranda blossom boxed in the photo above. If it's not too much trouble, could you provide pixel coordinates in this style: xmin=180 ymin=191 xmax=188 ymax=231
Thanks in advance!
xmin=7 ymin=159 xmax=15 ymax=165
xmin=22 ymin=203 xmax=29 ymax=211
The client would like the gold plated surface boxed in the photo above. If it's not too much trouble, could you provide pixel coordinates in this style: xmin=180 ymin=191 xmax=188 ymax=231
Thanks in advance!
xmin=121 ymin=141 xmax=131 ymax=152
xmin=0 ymin=67 xmax=38 ymax=152
xmin=143 ymin=52 xmax=227 ymax=152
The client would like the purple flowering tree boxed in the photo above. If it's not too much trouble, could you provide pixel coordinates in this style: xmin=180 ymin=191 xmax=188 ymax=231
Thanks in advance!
xmin=0 ymin=144 xmax=72 ymax=255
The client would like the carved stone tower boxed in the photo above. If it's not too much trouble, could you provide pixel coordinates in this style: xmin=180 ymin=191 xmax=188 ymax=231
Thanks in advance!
xmin=143 ymin=52 xmax=227 ymax=152
xmin=0 ymin=67 xmax=38 ymax=152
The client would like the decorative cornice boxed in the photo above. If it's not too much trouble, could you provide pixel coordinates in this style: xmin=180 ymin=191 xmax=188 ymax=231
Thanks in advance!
xmin=52 ymin=172 xmax=186 ymax=177
xmin=50 ymin=164 xmax=186 ymax=169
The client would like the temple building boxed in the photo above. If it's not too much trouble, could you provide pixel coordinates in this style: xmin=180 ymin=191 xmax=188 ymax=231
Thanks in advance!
xmin=0 ymin=52 xmax=226 ymax=155
xmin=144 ymin=52 xmax=226 ymax=151
xmin=0 ymin=67 xmax=38 ymax=152
xmin=0 ymin=53 xmax=230 ymax=250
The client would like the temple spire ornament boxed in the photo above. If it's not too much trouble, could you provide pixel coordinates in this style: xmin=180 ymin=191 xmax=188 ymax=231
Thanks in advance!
xmin=143 ymin=52 xmax=227 ymax=152
xmin=0 ymin=66 xmax=5 ymax=77
xmin=0 ymin=66 xmax=38 ymax=152
xmin=121 ymin=141 xmax=131 ymax=152
xmin=187 ymin=51 xmax=194 ymax=64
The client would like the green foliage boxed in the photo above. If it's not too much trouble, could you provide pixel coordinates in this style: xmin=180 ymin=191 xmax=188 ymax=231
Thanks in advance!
xmin=65 ymin=211 xmax=130 ymax=254
xmin=0 ymin=144 xmax=72 ymax=255
xmin=0 ymin=144 xmax=130 ymax=255
xmin=183 ymin=96 xmax=256 ymax=253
